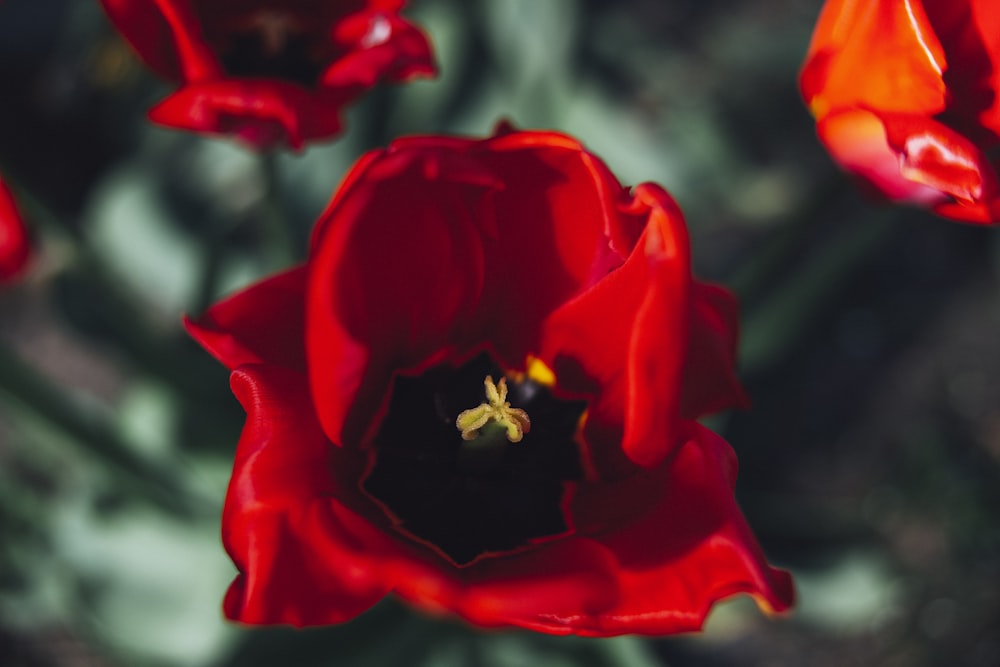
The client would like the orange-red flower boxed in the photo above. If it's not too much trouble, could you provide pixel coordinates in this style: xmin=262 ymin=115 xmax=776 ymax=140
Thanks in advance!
xmin=0 ymin=176 xmax=31 ymax=284
xmin=186 ymin=127 xmax=794 ymax=635
xmin=801 ymin=0 xmax=1000 ymax=222
xmin=100 ymin=0 xmax=436 ymax=149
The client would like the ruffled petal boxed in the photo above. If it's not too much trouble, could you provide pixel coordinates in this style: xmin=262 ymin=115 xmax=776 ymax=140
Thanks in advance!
xmin=383 ymin=538 xmax=621 ymax=631
xmin=149 ymin=79 xmax=346 ymax=150
xmin=223 ymin=364 xmax=390 ymax=625
xmin=0 ymin=177 xmax=31 ymax=284
xmin=535 ymin=422 xmax=794 ymax=636
xmin=184 ymin=267 xmax=308 ymax=371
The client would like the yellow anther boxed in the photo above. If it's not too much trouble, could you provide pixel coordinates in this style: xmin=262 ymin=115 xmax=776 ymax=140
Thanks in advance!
xmin=526 ymin=355 xmax=556 ymax=387
xmin=455 ymin=376 xmax=531 ymax=443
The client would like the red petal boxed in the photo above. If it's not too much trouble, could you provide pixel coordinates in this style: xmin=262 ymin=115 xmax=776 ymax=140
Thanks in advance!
xmin=99 ymin=0 xmax=221 ymax=82
xmin=881 ymin=111 xmax=1000 ymax=206
xmin=149 ymin=80 xmax=347 ymax=150
xmin=184 ymin=267 xmax=308 ymax=371
xmin=472 ymin=130 xmax=621 ymax=366
xmin=387 ymin=538 xmax=621 ymax=631
xmin=323 ymin=10 xmax=437 ymax=89
xmin=223 ymin=365 xmax=390 ymax=625
xmin=921 ymin=0 xmax=1000 ymax=139
xmin=800 ymin=0 xmax=947 ymax=119
xmin=968 ymin=0 xmax=1000 ymax=136
xmin=0 ymin=177 xmax=31 ymax=284
xmin=816 ymin=109 xmax=951 ymax=205
xmin=366 ymin=0 xmax=408 ymax=11
xmin=538 ymin=183 xmax=692 ymax=470
xmin=306 ymin=142 xmax=493 ymax=446
xmin=818 ymin=108 xmax=1000 ymax=221
xmin=0 ymin=180 xmax=31 ymax=283
xmin=682 ymin=282 xmax=750 ymax=418
xmin=543 ymin=422 xmax=794 ymax=636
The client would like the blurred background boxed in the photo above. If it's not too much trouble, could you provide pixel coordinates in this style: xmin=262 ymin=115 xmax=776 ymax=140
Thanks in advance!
xmin=1 ymin=0 xmax=998 ymax=665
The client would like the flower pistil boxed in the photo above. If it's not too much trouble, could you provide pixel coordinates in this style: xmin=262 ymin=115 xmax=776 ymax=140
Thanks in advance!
xmin=456 ymin=375 xmax=531 ymax=443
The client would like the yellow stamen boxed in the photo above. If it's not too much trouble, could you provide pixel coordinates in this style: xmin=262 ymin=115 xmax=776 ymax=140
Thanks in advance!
xmin=455 ymin=376 xmax=531 ymax=443
xmin=526 ymin=355 xmax=556 ymax=387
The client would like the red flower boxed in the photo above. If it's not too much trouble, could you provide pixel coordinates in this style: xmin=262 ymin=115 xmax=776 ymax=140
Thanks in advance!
xmin=186 ymin=127 xmax=794 ymax=635
xmin=800 ymin=0 xmax=1000 ymax=223
xmin=0 ymin=176 xmax=31 ymax=284
xmin=99 ymin=0 xmax=436 ymax=149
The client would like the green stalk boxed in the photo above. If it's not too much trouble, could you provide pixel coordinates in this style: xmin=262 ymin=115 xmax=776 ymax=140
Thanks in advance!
xmin=258 ymin=150 xmax=298 ymax=272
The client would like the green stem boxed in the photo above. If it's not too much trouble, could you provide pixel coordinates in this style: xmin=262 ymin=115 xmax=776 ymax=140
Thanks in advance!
xmin=192 ymin=149 xmax=300 ymax=315
xmin=739 ymin=206 xmax=904 ymax=376
xmin=191 ymin=222 xmax=228 ymax=318
xmin=258 ymin=150 xmax=297 ymax=271
xmin=729 ymin=176 xmax=852 ymax=303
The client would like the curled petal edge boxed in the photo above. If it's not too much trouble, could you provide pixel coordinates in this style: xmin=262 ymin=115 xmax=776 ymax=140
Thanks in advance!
xmin=817 ymin=108 xmax=1000 ymax=222
xmin=150 ymin=80 xmax=347 ymax=150
xmin=539 ymin=422 xmax=795 ymax=636
xmin=183 ymin=266 xmax=308 ymax=372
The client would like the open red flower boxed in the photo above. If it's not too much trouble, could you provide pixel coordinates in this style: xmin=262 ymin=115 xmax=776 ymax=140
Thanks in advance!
xmin=0 ymin=176 xmax=31 ymax=284
xmin=99 ymin=0 xmax=436 ymax=149
xmin=800 ymin=0 xmax=1000 ymax=222
xmin=186 ymin=126 xmax=794 ymax=635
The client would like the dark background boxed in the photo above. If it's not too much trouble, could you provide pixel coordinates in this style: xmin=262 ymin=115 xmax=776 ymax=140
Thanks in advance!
xmin=0 ymin=1 xmax=998 ymax=665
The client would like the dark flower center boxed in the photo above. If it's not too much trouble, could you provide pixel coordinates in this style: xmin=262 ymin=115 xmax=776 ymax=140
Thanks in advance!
xmin=361 ymin=353 xmax=587 ymax=566
xmin=207 ymin=10 xmax=327 ymax=86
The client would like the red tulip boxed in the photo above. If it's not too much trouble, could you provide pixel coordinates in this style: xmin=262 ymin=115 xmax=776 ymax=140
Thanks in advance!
xmin=100 ymin=0 xmax=436 ymax=149
xmin=186 ymin=126 xmax=794 ymax=635
xmin=801 ymin=0 xmax=1000 ymax=222
xmin=0 ymin=177 xmax=31 ymax=283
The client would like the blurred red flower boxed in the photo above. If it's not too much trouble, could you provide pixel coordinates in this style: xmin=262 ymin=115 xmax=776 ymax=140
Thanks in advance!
xmin=186 ymin=127 xmax=794 ymax=635
xmin=0 ymin=177 xmax=31 ymax=283
xmin=801 ymin=0 xmax=1000 ymax=223
xmin=100 ymin=0 xmax=436 ymax=149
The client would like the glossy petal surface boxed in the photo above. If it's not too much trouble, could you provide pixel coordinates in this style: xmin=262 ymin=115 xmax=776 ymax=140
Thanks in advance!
xmin=800 ymin=0 xmax=1000 ymax=222
xmin=191 ymin=127 xmax=794 ymax=635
